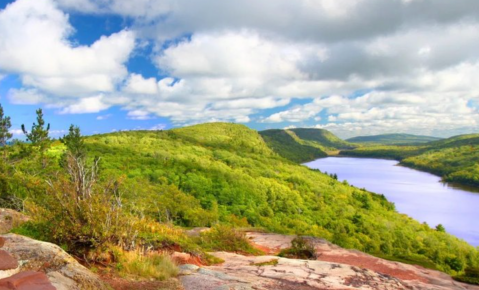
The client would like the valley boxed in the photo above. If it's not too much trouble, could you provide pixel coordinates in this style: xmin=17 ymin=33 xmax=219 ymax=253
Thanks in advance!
xmin=1 ymin=121 xmax=478 ymax=288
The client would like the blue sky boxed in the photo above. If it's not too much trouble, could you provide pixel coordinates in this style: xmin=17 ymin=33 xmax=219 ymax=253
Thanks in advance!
xmin=1 ymin=0 xmax=478 ymax=139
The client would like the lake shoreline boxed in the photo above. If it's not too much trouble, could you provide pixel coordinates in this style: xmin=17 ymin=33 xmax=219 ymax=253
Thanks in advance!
xmin=309 ymin=153 xmax=479 ymax=191
xmin=305 ymin=156 xmax=479 ymax=246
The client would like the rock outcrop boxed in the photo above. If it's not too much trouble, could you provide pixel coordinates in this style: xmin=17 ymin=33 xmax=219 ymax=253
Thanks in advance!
xmin=179 ymin=231 xmax=479 ymax=290
xmin=246 ymin=232 xmax=479 ymax=290
xmin=0 ymin=271 xmax=56 ymax=290
xmin=0 ymin=209 xmax=28 ymax=234
xmin=1 ymin=234 xmax=108 ymax=290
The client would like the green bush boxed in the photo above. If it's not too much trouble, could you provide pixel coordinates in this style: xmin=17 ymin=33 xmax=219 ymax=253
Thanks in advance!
xmin=279 ymin=236 xmax=317 ymax=260
xmin=197 ymin=225 xmax=261 ymax=255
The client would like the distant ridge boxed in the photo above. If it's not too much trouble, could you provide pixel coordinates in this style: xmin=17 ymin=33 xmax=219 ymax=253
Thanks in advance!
xmin=259 ymin=129 xmax=327 ymax=163
xmin=347 ymin=133 xmax=442 ymax=145
xmin=260 ymin=128 xmax=355 ymax=162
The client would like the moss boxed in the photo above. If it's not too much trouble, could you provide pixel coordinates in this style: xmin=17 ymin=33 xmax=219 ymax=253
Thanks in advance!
xmin=251 ymin=259 xmax=279 ymax=266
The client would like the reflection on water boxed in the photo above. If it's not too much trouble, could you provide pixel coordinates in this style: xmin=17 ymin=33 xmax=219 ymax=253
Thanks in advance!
xmin=305 ymin=157 xmax=479 ymax=246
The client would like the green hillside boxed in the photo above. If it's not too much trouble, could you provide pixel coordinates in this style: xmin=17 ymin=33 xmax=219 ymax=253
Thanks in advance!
xmin=401 ymin=134 xmax=479 ymax=186
xmin=259 ymin=129 xmax=327 ymax=163
xmin=2 ymin=122 xmax=478 ymax=274
xmin=425 ymin=134 xmax=479 ymax=149
xmin=260 ymin=128 xmax=355 ymax=162
xmin=347 ymin=133 xmax=442 ymax=145
xmin=290 ymin=128 xmax=356 ymax=150
xmin=341 ymin=133 xmax=479 ymax=187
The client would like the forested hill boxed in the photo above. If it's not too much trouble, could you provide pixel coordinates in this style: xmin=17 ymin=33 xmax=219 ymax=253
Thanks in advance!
xmin=288 ymin=128 xmax=356 ymax=150
xmin=341 ymin=133 xmax=479 ymax=187
xmin=260 ymin=128 xmax=355 ymax=162
xmin=259 ymin=129 xmax=327 ymax=163
xmin=2 ymin=122 xmax=478 ymax=275
xmin=78 ymin=123 xmax=477 ymax=273
xmin=347 ymin=133 xmax=442 ymax=145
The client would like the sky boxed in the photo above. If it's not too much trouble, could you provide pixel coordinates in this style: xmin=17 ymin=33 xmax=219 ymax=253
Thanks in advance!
xmin=0 ymin=0 xmax=478 ymax=139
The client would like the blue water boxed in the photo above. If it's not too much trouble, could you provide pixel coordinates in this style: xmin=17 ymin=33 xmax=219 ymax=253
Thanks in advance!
xmin=305 ymin=157 xmax=479 ymax=246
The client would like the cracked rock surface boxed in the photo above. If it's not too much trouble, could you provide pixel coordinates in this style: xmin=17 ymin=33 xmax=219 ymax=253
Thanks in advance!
xmin=180 ymin=231 xmax=479 ymax=290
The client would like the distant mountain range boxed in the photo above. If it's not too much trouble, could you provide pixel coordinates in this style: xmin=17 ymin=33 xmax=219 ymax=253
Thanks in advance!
xmin=346 ymin=133 xmax=442 ymax=145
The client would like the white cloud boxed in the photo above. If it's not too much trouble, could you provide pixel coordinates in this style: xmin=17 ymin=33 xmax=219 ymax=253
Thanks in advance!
xmin=127 ymin=110 xmax=153 ymax=120
xmin=59 ymin=95 xmax=110 ymax=114
xmin=149 ymin=124 xmax=167 ymax=130
xmin=9 ymin=129 xmax=24 ymax=136
xmin=55 ymin=0 xmax=479 ymax=44
xmin=1 ymin=0 xmax=479 ymax=136
xmin=8 ymin=88 xmax=47 ymax=105
xmin=123 ymin=74 xmax=158 ymax=95
xmin=0 ymin=0 xmax=135 ymax=99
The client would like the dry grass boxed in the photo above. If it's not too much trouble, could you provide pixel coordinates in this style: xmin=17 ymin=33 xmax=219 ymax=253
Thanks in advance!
xmin=113 ymin=248 xmax=178 ymax=281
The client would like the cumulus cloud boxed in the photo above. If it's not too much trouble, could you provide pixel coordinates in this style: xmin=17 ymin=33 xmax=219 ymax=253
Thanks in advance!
xmin=2 ymin=0 xmax=479 ymax=135
xmin=8 ymin=89 xmax=48 ymax=105
xmin=59 ymin=95 xmax=110 ymax=114
xmin=55 ymin=0 xmax=479 ymax=43
xmin=0 ymin=0 xmax=135 ymax=107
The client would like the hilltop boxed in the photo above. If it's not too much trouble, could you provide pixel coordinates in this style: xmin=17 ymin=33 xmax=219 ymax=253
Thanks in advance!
xmin=347 ymin=133 xmax=442 ymax=145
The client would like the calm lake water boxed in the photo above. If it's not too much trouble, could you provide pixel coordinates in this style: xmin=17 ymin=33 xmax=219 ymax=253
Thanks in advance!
xmin=304 ymin=157 xmax=479 ymax=246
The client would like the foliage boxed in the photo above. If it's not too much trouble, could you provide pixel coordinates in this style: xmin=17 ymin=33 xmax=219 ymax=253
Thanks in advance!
xmin=21 ymin=109 xmax=50 ymax=146
xmin=0 ymin=103 xmax=12 ymax=159
xmin=111 ymin=247 xmax=178 ymax=280
xmin=260 ymin=129 xmax=326 ymax=163
xmin=340 ymin=145 xmax=424 ymax=160
xmin=260 ymin=128 xmax=356 ymax=162
xmin=347 ymin=134 xmax=441 ymax=145
xmin=61 ymin=125 xmax=86 ymax=159
xmin=251 ymin=259 xmax=279 ymax=266
xmin=454 ymin=267 xmax=479 ymax=285
xmin=197 ymin=225 xmax=261 ymax=255
xmin=436 ymin=224 xmax=446 ymax=232
xmin=77 ymin=124 xmax=478 ymax=274
xmin=289 ymin=128 xmax=356 ymax=151
xmin=3 ymin=122 xmax=479 ymax=275
xmin=279 ymin=236 xmax=317 ymax=260
xmin=402 ymin=145 xmax=479 ymax=187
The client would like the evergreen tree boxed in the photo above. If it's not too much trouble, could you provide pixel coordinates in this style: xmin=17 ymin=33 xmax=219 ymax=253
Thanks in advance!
xmin=0 ymin=103 xmax=12 ymax=160
xmin=21 ymin=109 xmax=50 ymax=146
xmin=61 ymin=125 xmax=86 ymax=159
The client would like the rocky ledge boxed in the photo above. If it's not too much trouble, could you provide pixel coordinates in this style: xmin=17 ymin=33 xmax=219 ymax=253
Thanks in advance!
xmin=179 ymin=231 xmax=479 ymax=290
xmin=0 ymin=234 xmax=108 ymax=290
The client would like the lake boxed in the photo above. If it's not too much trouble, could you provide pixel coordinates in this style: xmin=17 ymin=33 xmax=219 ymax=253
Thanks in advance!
xmin=304 ymin=157 xmax=479 ymax=246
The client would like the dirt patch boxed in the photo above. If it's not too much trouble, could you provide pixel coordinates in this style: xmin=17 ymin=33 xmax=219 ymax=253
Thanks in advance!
xmin=319 ymin=253 xmax=427 ymax=283
xmin=100 ymin=275 xmax=182 ymax=290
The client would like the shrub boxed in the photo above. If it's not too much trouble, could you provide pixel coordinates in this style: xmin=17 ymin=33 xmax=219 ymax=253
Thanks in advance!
xmin=197 ymin=225 xmax=262 ymax=255
xmin=110 ymin=246 xmax=178 ymax=280
xmin=279 ymin=236 xmax=317 ymax=260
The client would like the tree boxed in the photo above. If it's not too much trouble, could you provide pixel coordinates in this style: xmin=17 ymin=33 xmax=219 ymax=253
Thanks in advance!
xmin=61 ymin=125 xmax=86 ymax=159
xmin=436 ymin=224 xmax=446 ymax=232
xmin=0 ymin=103 xmax=12 ymax=160
xmin=21 ymin=109 xmax=50 ymax=146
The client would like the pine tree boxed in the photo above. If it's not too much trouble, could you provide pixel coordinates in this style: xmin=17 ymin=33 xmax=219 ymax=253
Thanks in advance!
xmin=0 ymin=103 xmax=12 ymax=160
xmin=21 ymin=109 xmax=50 ymax=146
xmin=61 ymin=125 xmax=86 ymax=159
